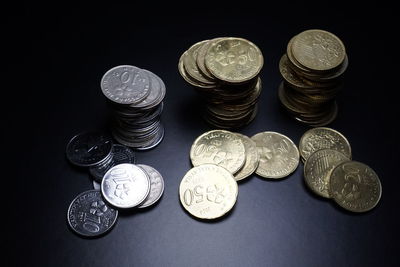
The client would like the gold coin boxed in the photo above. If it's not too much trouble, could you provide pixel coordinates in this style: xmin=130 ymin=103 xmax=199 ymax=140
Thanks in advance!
xmin=205 ymin=37 xmax=263 ymax=83
xmin=178 ymin=53 xmax=216 ymax=89
xmin=179 ymin=164 xmax=238 ymax=219
xmin=291 ymin=29 xmax=346 ymax=72
xmin=183 ymin=41 xmax=216 ymax=85
xmin=251 ymin=132 xmax=299 ymax=179
xmin=190 ymin=130 xmax=246 ymax=174
xmin=196 ymin=38 xmax=221 ymax=80
xmin=234 ymin=133 xmax=259 ymax=181
xmin=299 ymin=127 xmax=351 ymax=161
xmin=329 ymin=161 xmax=382 ymax=212
xmin=279 ymin=54 xmax=314 ymax=90
xmin=304 ymin=149 xmax=350 ymax=198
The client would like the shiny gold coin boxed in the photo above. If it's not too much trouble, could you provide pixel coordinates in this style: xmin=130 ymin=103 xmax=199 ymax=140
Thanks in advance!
xmin=279 ymin=54 xmax=314 ymax=90
xmin=329 ymin=161 xmax=382 ymax=212
xmin=179 ymin=164 xmax=238 ymax=219
xmin=205 ymin=37 xmax=263 ymax=83
xmin=291 ymin=29 xmax=346 ymax=72
xmin=299 ymin=127 xmax=351 ymax=161
xmin=304 ymin=148 xmax=350 ymax=198
xmin=190 ymin=130 xmax=246 ymax=174
xmin=251 ymin=132 xmax=299 ymax=179
xmin=183 ymin=41 xmax=216 ymax=85
xmin=234 ymin=133 xmax=259 ymax=181
xmin=196 ymin=38 xmax=221 ymax=80
xmin=178 ymin=53 xmax=216 ymax=89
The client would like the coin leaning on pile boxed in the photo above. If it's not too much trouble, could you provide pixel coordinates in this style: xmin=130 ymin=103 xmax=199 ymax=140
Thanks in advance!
xmin=278 ymin=29 xmax=348 ymax=126
xmin=300 ymin=127 xmax=382 ymax=212
xmin=178 ymin=37 xmax=264 ymax=129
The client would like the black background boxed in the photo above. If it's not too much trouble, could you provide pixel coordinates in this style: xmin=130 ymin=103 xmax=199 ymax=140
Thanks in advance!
xmin=8 ymin=4 xmax=398 ymax=267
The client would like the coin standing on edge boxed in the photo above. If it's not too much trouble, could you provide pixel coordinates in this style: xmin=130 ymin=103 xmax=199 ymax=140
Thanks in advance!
xmin=67 ymin=190 xmax=118 ymax=237
xmin=137 ymin=164 xmax=165 ymax=208
xmin=234 ymin=133 xmax=259 ymax=181
xmin=179 ymin=164 xmax=238 ymax=220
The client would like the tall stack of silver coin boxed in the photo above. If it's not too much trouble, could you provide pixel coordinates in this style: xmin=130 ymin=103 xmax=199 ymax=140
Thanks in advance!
xmin=101 ymin=65 xmax=166 ymax=150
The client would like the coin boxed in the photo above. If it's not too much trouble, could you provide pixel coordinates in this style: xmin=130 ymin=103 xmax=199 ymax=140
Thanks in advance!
xmin=190 ymin=130 xmax=246 ymax=174
xmin=205 ymin=37 xmax=263 ymax=83
xmin=101 ymin=163 xmax=150 ymax=209
xmin=67 ymin=190 xmax=118 ymax=237
xmin=304 ymin=149 xmax=350 ymax=198
xmin=251 ymin=132 xmax=299 ymax=179
xmin=66 ymin=132 xmax=113 ymax=167
xmin=234 ymin=133 xmax=259 ymax=181
xmin=299 ymin=127 xmax=352 ymax=161
xmin=137 ymin=164 xmax=165 ymax=208
xmin=196 ymin=38 xmax=221 ymax=80
xmin=93 ymin=180 xmax=101 ymax=190
xmin=329 ymin=161 xmax=382 ymax=212
xmin=179 ymin=164 xmax=238 ymax=219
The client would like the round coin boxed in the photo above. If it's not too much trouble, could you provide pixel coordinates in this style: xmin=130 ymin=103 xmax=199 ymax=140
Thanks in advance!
xmin=66 ymin=132 xmax=113 ymax=167
xmin=299 ymin=127 xmax=351 ymax=161
xmin=234 ymin=133 xmax=259 ymax=181
xmin=101 ymin=163 xmax=150 ymax=209
xmin=304 ymin=148 xmax=350 ymax=198
xmin=137 ymin=164 xmax=165 ymax=208
xmin=67 ymin=190 xmax=118 ymax=237
xmin=329 ymin=161 xmax=382 ymax=212
xmin=179 ymin=164 xmax=238 ymax=220
xmin=190 ymin=130 xmax=246 ymax=174
xmin=251 ymin=132 xmax=299 ymax=179
xmin=205 ymin=37 xmax=263 ymax=83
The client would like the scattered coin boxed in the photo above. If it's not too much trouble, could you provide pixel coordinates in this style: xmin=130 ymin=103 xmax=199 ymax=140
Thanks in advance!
xmin=234 ymin=133 xmax=259 ymax=181
xmin=137 ymin=164 xmax=165 ymax=208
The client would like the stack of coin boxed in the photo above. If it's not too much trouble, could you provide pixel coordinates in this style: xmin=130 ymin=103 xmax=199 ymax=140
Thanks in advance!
xmin=278 ymin=29 xmax=348 ymax=126
xmin=300 ymin=127 xmax=382 ymax=212
xmin=178 ymin=37 xmax=264 ymax=129
xmin=101 ymin=65 xmax=166 ymax=150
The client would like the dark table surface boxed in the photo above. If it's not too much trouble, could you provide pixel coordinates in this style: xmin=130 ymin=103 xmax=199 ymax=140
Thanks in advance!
xmin=8 ymin=5 xmax=398 ymax=267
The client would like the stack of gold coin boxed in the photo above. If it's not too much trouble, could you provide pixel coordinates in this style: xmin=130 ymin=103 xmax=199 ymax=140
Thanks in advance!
xmin=278 ymin=29 xmax=348 ymax=126
xmin=178 ymin=37 xmax=264 ymax=129
xmin=300 ymin=127 xmax=382 ymax=212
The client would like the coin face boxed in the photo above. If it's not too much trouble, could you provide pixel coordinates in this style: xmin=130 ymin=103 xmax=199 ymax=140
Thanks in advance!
xmin=205 ymin=37 xmax=263 ymax=83
xmin=67 ymin=190 xmax=118 ymax=237
xmin=299 ymin=127 xmax=351 ymax=161
xmin=304 ymin=149 xmax=350 ymax=198
xmin=66 ymin=132 xmax=113 ymax=167
xmin=234 ymin=133 xmax=259 ymax=181
xmin=329 ymin=161 xmax=382 ymax=212
xmin=137 ymin=164 xmax=165 ymax=208
xmin=291 ymin=29 xmax=346 ymax=71
xmin=101 ymin=65 xmax=151 ymax=104
xmin=190 ymin=130 xmax=246 ymax=174
xmin=101 ymin=163 xmax=150 ymax=209
xmin=179 ymin=164 xmax=238 ymax=219
xmin=251 ymin=132 xmax=299 ymax=179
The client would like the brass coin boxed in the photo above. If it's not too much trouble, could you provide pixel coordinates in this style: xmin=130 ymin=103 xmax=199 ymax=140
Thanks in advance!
xmin=299 ymin=127 xmax=351 ymax=161
xmin=329 ymin=161 xmax=382 ymax=212
xmin=251 ymin=132 xmax=299 ymax=179
xmin=178 ymin=53 xmax=216 ymax=89
xmin=304 ymin=149 xmax=350 ymax=198
xmin=205 ymin=37 xmax=263 ymax=83
xmin=279 ymin=54 xmax=314 ymax=90
xmin=234 ymin=133 xmax=259 ymax=181
xmin=196 ymin=38 xmax=221 ymax=80
xmin=291 ymin=29 xmax=346 ymax=72
xmin=190 ymin=130 xmax=246 ymax=174
xmin=179 ymin=164 xmax=238 ymax=219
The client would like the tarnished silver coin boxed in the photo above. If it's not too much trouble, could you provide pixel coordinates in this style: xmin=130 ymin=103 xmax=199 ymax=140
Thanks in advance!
xmin=101 ymin=163 xmax=150 ymax=209
xmin=137 ymin=164 xmax=165 ymax=208
xmin=67 ymin=190 xmax=118 ymax=237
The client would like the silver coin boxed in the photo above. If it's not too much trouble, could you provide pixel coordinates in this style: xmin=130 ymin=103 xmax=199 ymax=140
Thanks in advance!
xmin=67 ymin=190 xmax=118 ymax=237
xmin=101 ymin=65 xmax=151 ymax=104
xmin=136 ymin=164 xmax=165 ymax=208
xmin=66 ymin=132 xmax=113 ymax=167
xmin=101 ymin=163 xmax=150 ymax=209
xmin=135 ymin=123 xmax=165 ymax=150
xmin=93 ymin=180 xmax=101 ymax=190
xmin=131 ymin=70 xmax=164 ymax=109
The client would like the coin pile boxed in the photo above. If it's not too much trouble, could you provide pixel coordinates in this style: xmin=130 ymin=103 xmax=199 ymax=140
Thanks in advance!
xmin=178 ymin=37 xmax=264 ymax=129
xmin=101 ymin=65 xmax=166 ymax=150
xmin=300 ymin=127 xmax=382 ymax=212
xmin=278 ymin=29 xmax=348 ymax=126
xmin=66 ymin=132 xmax=165 ymax=237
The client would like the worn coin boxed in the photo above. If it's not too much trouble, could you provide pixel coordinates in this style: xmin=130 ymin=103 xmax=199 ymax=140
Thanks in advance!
xmin=304 ymin=149 xmax=350 ymax=198
xmin=101 ymin=163 xmax=150 ymax=209
xmin=234 ymin=133 xmax=259 ymax=181
xmin=137 ymin=164 xmax=165 ymax=208
xmin=330 ymin=161 xmax=382 ymax=212
xmin=67 ymin=190 xmax=118 ymax=237
xmin=251 ymin=132 xmax=299 ymax=179
xmin=190 ymin=130 xmax=246 ymax=174
xmin=179 ymin=164 xmax=238 ymax=220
